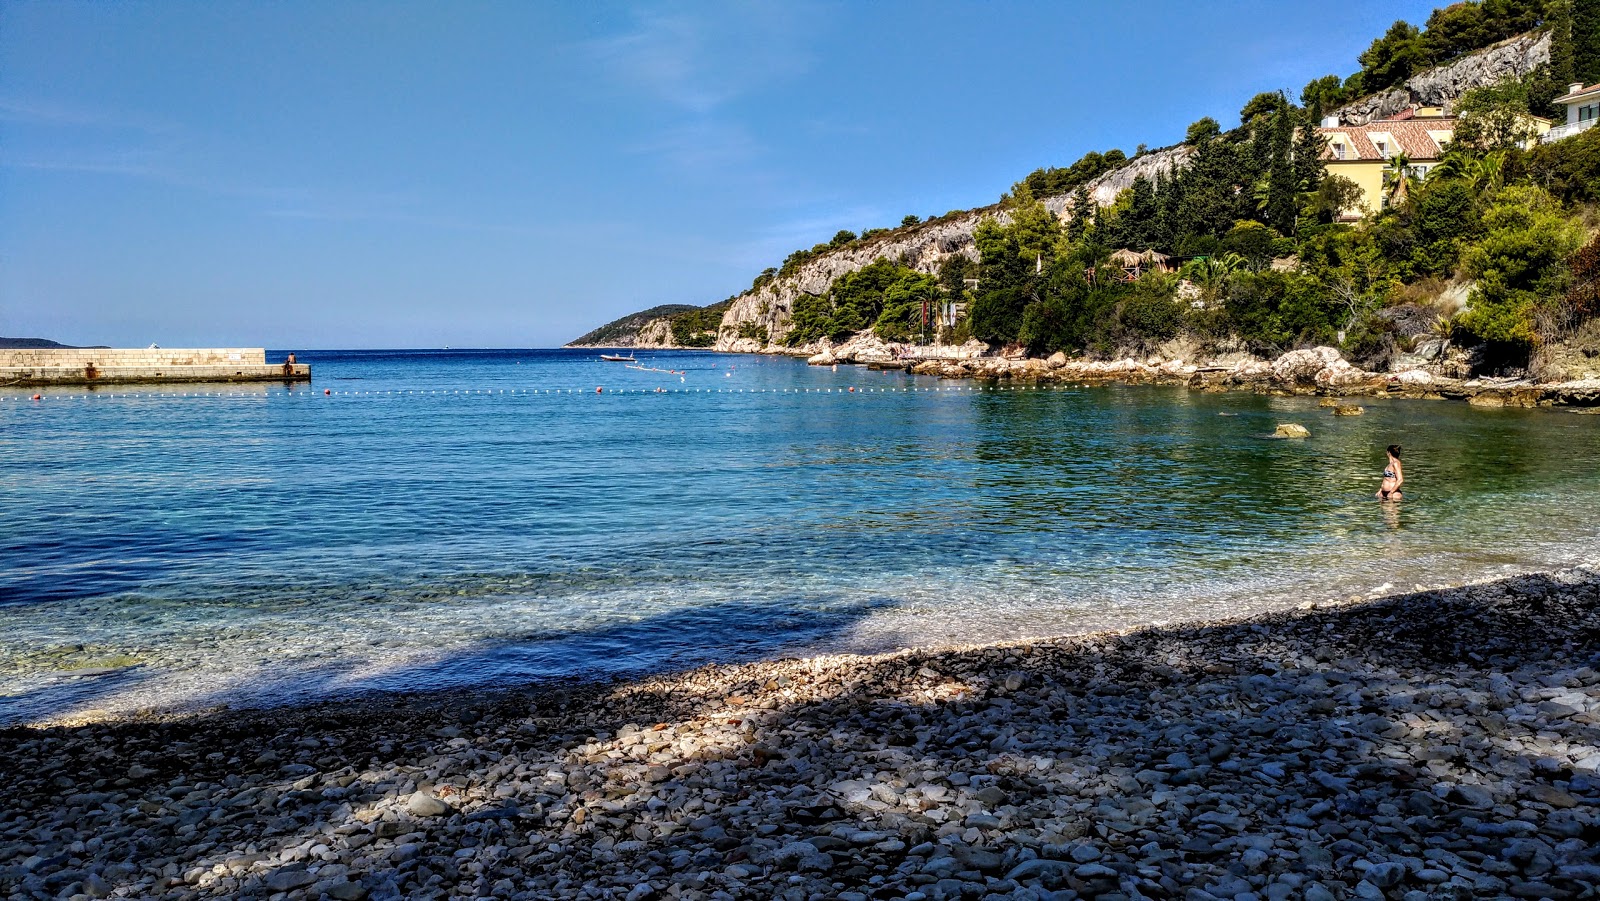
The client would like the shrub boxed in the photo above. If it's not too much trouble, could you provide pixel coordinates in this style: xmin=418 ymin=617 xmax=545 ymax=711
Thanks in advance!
xmin=1119 ymin=292 xmax=1183 ymax=342
xmin=1459 ymin=186 xmax=1584 ymax=346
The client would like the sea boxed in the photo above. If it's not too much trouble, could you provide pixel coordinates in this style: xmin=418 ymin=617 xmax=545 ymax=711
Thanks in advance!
xmin=3 ymin=347 xmax=1598 ymax=725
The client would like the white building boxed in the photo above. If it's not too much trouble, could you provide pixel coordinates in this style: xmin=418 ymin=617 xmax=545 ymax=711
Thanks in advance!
xmin=1542 ymin=82 xmax=1600 ymax=143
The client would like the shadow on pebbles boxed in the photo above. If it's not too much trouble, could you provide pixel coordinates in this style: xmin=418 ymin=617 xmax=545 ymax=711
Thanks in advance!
xmin=3 ymin=567 xmax=1600 ymax=901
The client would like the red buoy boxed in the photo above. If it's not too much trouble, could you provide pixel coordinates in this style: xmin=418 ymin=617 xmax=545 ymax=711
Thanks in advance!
xmin=596 ymin=386 xmax=603 ymax=394
xmin=324 ymin=388 xmax=331 ymax=395
xmin=31 ymin=393 xmax=42 ymax=401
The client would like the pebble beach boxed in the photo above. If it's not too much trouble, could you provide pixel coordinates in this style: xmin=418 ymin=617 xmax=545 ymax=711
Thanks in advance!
xmin=4 ymin=567 xmax=1600 ymax=901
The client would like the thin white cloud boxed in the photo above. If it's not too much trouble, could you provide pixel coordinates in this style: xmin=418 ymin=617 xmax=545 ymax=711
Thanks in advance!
xmin=586 ymin=2 xmax=817 ymax=114
xmin=585 ymin=1 xmax=820 ymax=179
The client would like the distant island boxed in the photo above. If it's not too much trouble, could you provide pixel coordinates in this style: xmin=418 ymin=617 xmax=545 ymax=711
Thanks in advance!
xmin=0 ymin=337 xmax=108 ymax=349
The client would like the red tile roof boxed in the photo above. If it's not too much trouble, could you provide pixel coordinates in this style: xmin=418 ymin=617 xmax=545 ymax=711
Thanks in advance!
xmin=1318 ymin=118 xmax=1456 ymax=162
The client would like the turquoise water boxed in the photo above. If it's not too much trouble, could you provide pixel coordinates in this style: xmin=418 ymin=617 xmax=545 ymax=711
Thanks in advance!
xmin=3 ymin=348 xmax=1598 ymax=724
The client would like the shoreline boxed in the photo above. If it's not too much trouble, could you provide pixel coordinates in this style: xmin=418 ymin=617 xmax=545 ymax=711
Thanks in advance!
xmin=5 ymin=566 xmax=1599 ymax=900
xmin=569 ymin=341 xmax=1600 ymax=410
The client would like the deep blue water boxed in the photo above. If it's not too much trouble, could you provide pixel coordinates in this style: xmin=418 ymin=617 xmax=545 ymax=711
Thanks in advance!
xmin=3 ymin=347 xmax=1598 ymax=724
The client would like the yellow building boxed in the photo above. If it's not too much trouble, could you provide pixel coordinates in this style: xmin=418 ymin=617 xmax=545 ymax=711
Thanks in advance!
xmin=1317 ymin=111 xmax=1457 ymax=220
xmin=1316 ymin=107 xmax=1550 ymax=220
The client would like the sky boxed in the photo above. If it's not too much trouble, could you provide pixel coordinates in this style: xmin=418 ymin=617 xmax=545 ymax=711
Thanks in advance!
xmin=1 ymin=0 xmax=1443 ymax=349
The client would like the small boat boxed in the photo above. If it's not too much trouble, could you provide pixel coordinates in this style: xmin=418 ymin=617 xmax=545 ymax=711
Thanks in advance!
xmin=599 ymin=353 xmax=637 ymax=362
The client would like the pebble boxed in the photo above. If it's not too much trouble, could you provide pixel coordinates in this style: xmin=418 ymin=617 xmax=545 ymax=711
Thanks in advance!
xmin=1 ymin=567 xmax=1598 ymax=900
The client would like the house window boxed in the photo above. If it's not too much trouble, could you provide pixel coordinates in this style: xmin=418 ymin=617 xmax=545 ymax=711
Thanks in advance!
xmin=1332 ymin=143 xmax=1346 ymax=160
xmin=1375 ymin=141 xmax=1388 ymax=157
xmin=1580 ymin=104 xmax=1598 ymax=122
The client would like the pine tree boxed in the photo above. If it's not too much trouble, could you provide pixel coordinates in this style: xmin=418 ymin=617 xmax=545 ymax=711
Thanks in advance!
xmin=1552 ymin=0 xmax=1577 ymax=86
xmin=1576 ymin=0 xmax=1600 ymax=84
xmin=1267 ymin=105 xmax=1298 ymax=235
xmin=1293 ymin=104 xmax=1327 ymax=197
xmin=1066 ymin=186 xmax=1094 ymax=242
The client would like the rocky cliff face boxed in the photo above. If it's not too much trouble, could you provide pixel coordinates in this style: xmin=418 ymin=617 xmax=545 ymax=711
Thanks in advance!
xmin=709 ymin=145 xmax=1198 ymax=351
xmin=1080 ymin=145 xmax=1194 ymax=209
xmin=1330 ymin=31 xmax=1550 ymax=125
xmin=585 ymin=31 xmax=1551 ymax=353
xmin=712 ymin=211 xmax=993 ymax=352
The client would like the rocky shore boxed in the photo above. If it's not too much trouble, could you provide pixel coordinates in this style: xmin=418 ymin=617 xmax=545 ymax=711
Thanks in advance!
xmin=796 ymin=335 xmax=1600 ymax=410
xmin=5 ymin=568 xmax=1600 ymax=900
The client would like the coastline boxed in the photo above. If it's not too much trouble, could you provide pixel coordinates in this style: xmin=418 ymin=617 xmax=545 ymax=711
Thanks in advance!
xmin=6 ymin=566 xmax=1599 ymax=900
xmin=567 ymin=340 xmax=1600 ymax=410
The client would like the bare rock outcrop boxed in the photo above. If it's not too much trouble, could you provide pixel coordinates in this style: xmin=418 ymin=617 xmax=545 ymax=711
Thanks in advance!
xmin=1330 ymin=31 xmax=1550 ymax=125
xmin=713 ymin=150 xmax=1195 ymax=351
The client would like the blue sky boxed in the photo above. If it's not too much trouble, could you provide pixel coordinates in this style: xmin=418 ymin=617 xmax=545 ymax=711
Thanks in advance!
xmin=2 ymin=1 xmax=1441 ymax=348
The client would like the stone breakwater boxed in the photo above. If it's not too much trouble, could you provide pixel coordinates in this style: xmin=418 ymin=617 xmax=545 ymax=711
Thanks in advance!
xmin=0 ymin=348 xmax=309 ymax=387
xmin=5 ymin=569 xmax=1600 ymax=901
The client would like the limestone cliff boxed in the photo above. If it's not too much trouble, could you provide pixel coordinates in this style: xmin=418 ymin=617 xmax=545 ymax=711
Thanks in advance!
xmin=1330 ymin=31 xmax=1550 ymax=125
xmin=709 ymin=146 xmax=1196 ymax=352
xmin=572 ymin=30 xmax=1553 ymax=353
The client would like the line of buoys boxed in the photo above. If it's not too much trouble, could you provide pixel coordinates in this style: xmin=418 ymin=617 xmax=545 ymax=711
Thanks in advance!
xmin=4 ymin=382 xmax=1084 ymax=402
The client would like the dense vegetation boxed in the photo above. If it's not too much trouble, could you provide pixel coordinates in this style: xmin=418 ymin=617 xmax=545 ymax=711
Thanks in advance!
xmin=581 ymin=2 xmax=1600 ymax=373
xmin=568 ymin=304 xmax=699 ymax=346
xmin=668 ymin=300 xmax=732 ymax=347
xmin=1300 ymin=0 xmax=1600 ymax=116
xmin=783 ymin=259 xmax=940 ymax=345
xmin=770 ymin=0 xmax=1600 ymax=377
xmin=956 ymin=100 xmax=1600 ymax=375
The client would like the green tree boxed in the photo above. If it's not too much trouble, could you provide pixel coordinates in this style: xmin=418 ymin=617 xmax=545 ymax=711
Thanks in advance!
xmin=1452 ymin=80 xmax=1537 ymax=151
xmin=1576 ymin=0 xmax=1600 ymax=84
xmin=1239 ymin=91 xmax=1284 ymax=126
xmin=1293 ymin=106 xmax=1328 ymax=195
xmin=1410 ymin=178 xmax=1481 ymax=275
xmin=1358 ymin=21 xmax=1426 ymax=92
xmin=829 ymin=229 xmax=857 ymax=248
xmin=1265 ymin=101 xmax=1299 ymax=233
xmin=1100 ymin=175 xmax=1166 ymax=249
xmin=969 ymin=201 xmax=1065 ymax=343
xmin=901 ymin=215 xmax=921 ymax=228
xmin=1312 ymin=174 xmax=1365 ymax=222
xmin=1065 ymin=185 xmax=1095 ymax=242
xmin=1459 ymin=185 xmax=1585 ymax=346
xmin=1300 ymin=74 xmax=1349 ymax=112
xmin=1221 ymin=221 xmax=1281 ymax=271
xmin=873 ymin=270 xmax=941 ymax=342
xmin=1185 ymin=117 xmax=1222 ymax=144
xmin=1527 ymin=122 xmax=1600 ymax=203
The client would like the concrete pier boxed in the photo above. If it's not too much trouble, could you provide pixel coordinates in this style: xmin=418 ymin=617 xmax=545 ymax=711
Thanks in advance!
xmin=0 ymin=348 xmax=310 ymax=387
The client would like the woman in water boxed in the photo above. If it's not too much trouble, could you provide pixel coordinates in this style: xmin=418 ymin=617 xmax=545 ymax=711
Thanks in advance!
xmin=1377 ymin=444 xmax=1404 ymax=500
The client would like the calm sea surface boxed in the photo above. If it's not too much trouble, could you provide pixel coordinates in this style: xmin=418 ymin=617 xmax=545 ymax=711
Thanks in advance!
xmin=3 ymin=348 xmax=1598 ymax=724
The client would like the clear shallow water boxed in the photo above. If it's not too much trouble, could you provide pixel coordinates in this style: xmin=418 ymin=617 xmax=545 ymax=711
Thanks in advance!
xmin=3 ymin=348 xmax=1598 ymax=724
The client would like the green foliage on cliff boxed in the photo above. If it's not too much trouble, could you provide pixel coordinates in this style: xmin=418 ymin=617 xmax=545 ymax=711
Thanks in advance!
xmin=668 ymin=301 xmax=731 ymax=347
xmin=1298 ymin=0 xmax=1555 ymax=111
xmin=782 ymin=259 xmax=938 ymax=345
xmin=568 ymin=304 xmax=700 ymax=346
xmin=579 ymin=0 xmax=1600 ymax=373
xmin=956 ymin=87 xmax=1599 ymax=371
xmin=1011 ymin=148 xmax=1128 ymax=201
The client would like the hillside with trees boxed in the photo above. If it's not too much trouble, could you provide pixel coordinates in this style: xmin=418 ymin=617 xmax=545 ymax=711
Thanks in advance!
xmin=573 ymin=0 xmax=1600 ymax=381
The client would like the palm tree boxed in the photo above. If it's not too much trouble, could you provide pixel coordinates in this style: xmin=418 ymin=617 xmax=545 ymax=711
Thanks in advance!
xmin=1466 ymin=149 xmax=1507 ymax=194
xmin=1383 ymin=152 xmax=1417 ymax=207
